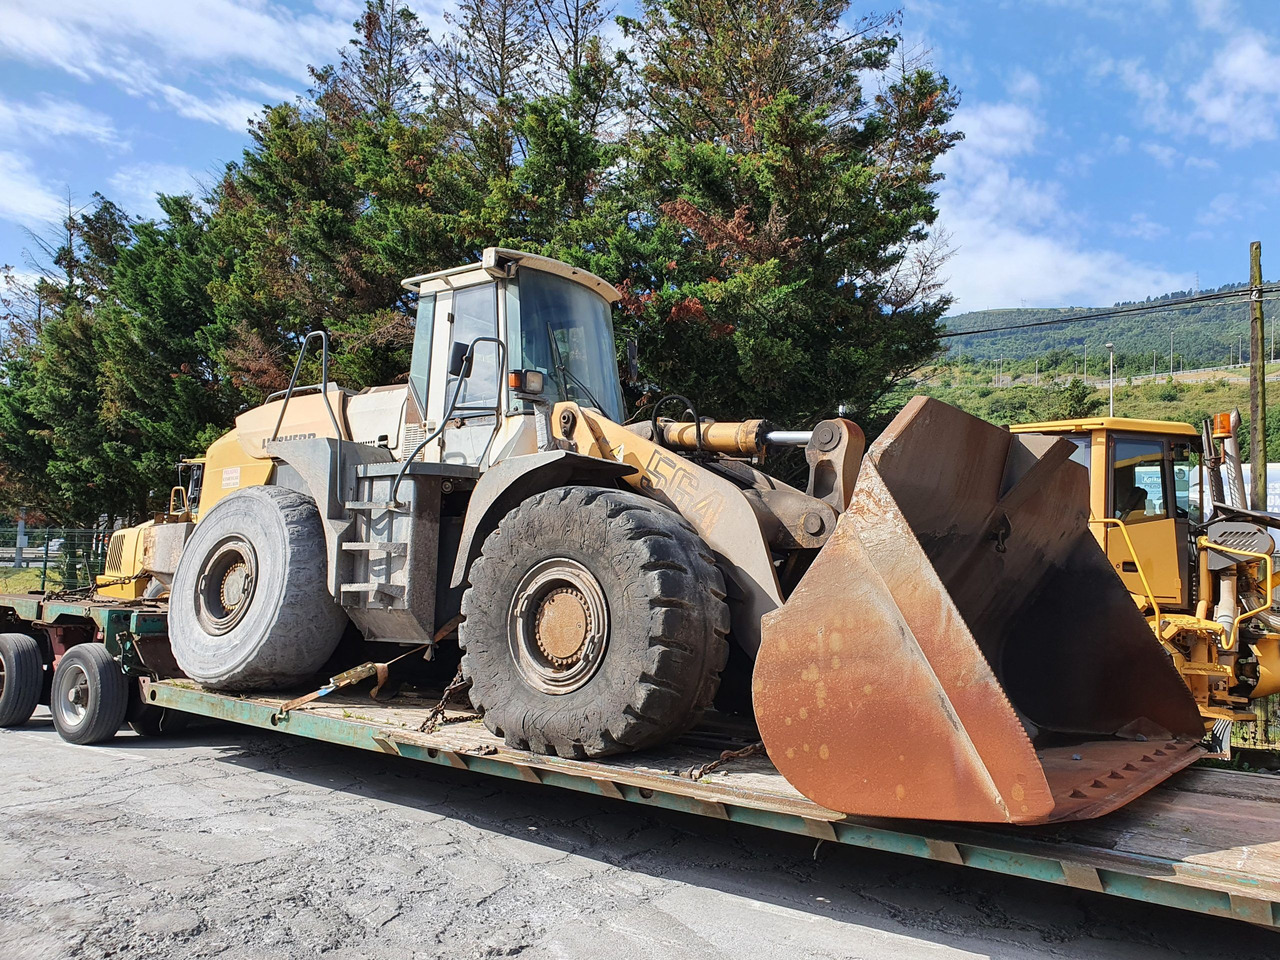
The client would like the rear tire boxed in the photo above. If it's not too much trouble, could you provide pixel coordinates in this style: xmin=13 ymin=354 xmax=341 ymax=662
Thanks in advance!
xmin=0 ymin=633 xmax=43 ymax=727
xmin=50 ymin=644 xmax=129 ymax=744
xmin=460 ymin=486 xmax=729 ymax=758
xmin=169 ymin=486 xmax=346 ymax=691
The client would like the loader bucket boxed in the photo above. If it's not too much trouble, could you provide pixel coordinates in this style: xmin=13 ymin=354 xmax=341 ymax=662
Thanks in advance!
xmin=753 ymin=397 xmax=1205 ymax=824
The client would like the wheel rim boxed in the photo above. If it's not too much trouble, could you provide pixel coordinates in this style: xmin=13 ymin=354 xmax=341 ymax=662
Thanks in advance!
xmin=195 ymin=537 xmax=259 ymax=636
xmin=508 ymin=558 xmax=609 ymax=695
xmin=55 ymin=662 xmax=90 ymax=729
xmin=0 ymin=654 xmax=7 ymax=700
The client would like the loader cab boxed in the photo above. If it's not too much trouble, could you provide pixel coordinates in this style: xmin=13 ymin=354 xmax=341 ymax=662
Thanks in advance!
xmin=1011 ymin=418 xmax=1199 ymax=612
xmin=401 ymin=249 xmax=624 ymax=468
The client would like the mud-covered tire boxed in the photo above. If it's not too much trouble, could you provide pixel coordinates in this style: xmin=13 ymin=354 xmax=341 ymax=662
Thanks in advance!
xmin=50 ymin=644 xmax=129 ymax=745
xmin=0 ymin=633 xmax=43 ymax=727
xmin=169 ymin=486 xmax=346 ymax=691
xmin=460 ymin=486 xmax=730 ymax=758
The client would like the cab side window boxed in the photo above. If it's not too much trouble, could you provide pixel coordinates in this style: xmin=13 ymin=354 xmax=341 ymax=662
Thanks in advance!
xmin=448 ymin=284 xmax=499 ymax=410
xmin=1112 ymin=438 xmax=1168 ymax=523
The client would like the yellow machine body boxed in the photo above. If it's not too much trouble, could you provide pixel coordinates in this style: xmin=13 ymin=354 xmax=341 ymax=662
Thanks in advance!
xmin=1011 ymin=416 xmax=1280 ymax=729
xmin=97 ymin=522 xmax=152 ymax=600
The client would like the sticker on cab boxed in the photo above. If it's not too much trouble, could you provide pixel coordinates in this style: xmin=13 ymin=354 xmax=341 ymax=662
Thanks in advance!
xmin=222 ymin=466 xmax=241 ymax=489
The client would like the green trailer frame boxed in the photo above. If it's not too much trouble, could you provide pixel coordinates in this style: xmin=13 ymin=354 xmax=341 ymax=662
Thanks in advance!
xmin=141 ymin=678 xmax=1280 ymax=931
xmin=2 ymin=588 xmax=1277 ymax=930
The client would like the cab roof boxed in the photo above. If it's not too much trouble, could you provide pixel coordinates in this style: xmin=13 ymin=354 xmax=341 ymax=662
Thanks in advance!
xmin=1010 ymin=417 xmax=1200 ymax=438
xmin=400 ymin=247 xmax=621 ymax=304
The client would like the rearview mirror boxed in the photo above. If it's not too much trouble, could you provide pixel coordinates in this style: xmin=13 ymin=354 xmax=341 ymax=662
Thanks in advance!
xmin=448 ymin=341 xmax=472 ymax=378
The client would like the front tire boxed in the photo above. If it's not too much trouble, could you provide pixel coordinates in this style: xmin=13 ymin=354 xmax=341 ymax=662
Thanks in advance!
xmin=169 ymin=486 xmax=346 ymax=691
xmin=51 ymin=644 xmax=129 ymax=744
xmin=0 ymin=633 xmax=43 ymax=727
xmin=460 ymin=486 xmax=729 ymax=758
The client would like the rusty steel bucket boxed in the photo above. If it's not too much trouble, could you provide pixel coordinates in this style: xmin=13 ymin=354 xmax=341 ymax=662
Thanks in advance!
xmin=753 ymin=397 xmax=1205 ymax=824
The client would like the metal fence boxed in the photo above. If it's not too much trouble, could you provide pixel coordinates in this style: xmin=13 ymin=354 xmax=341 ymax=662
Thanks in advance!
xmin=0 ymin=526 xmax=109 ymax=592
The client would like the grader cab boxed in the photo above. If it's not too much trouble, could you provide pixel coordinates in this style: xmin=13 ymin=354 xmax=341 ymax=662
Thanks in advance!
xmin=94 ymin=249 xmax=1210 ymax=824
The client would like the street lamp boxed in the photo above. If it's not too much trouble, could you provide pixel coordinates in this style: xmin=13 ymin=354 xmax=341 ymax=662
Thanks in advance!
xmin=1106 ymin=342 xmax=1115 ymax=416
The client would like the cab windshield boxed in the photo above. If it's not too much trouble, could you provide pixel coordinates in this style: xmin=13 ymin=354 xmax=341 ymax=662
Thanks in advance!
xmin=511 ymin=269 xmax=624 ymax=422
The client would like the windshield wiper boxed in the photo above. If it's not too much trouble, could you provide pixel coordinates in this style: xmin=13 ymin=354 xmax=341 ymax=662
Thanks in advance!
xmin=546 ymin=322 xmax=606 ymax=413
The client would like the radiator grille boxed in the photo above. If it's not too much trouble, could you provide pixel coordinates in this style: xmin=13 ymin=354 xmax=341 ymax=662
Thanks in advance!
xmin=106 ymin=532 xmax=126 ymax=574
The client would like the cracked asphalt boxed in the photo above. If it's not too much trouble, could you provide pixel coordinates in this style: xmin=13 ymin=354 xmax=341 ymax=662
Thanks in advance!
xmin=2 ymin=707 xmax=1277 ymax=959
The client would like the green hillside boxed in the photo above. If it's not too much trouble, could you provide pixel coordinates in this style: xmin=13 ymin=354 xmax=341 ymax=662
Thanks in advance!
xmin=942 ymin=283 xmax=1270 ymax=378
xmin=894 ymin=371 xmax=1280 ymax=462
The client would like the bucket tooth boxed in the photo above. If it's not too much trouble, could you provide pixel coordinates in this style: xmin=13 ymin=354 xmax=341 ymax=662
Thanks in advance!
xmin=753 ymin=397 xmax=1205 ymax=824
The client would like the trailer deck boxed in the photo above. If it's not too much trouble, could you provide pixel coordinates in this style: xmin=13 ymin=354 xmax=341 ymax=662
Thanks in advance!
xmin=143 ymin=678 xmax=1280 ymax=930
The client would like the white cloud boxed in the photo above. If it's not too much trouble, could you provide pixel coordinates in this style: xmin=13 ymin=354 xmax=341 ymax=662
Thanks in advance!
xmin=0 ymin=1 xmax=364 ymax=132
xmin=954 ymin=102 xmax=1043 ymax=161
xmin=1093 ymin=14 xmax=1280 ymax=148
xmin=1006 ymin=68 xmax=1042 ymax=101
xmin=107 ymin=163 xmax=205 ymax=220
xmin=0 ymin=95 xmax=123 ymax=148
xmin=1197 ymin=191 xmax=1242 ymax=226
xmin=0 ymin=151 xmax=65 ymax=228
xmin=1184 ymin=155 xmax=1219 ymax=171
xmin=1187 ymin=32 xmax=1280 ymax=145
xmin=156 ymin=85 xmax=266 ymax=134
xmin=1141 ymin=142 xmax=1178 ymax=168
xmin=1192 ymin=0 xmax=1233 ymax=30
xmin=937 ymin=98 xmax=1188 ymax=310
xmin=1113 ymin=213 xmax=1169 ymax=241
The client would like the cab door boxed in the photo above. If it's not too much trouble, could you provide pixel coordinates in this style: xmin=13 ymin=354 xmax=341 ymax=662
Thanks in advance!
xmin=1105 ymin=434 xmax=1184 ymax=608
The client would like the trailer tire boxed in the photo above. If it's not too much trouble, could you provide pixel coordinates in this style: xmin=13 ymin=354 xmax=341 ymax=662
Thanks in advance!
xmin=127 ymin=704 xmax=190 ymax=737
xmin=460 ymin=486 xmax=729 ymax=758
xmin=126 ymin=681 xmax=190 ymax=737
xmin=50 ymin=644 xmax=129 ymax=744
xmin=168 ymin=486 xmax=346 ymax=691
xmin=0 ymin=633 xmax=43 ymax=727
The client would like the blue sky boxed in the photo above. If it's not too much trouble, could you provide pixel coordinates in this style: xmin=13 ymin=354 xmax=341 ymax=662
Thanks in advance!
xmin=0 ymin=0 xmax=1276 ymax=312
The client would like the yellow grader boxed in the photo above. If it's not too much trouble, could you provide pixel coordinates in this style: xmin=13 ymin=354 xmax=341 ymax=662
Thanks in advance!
xmin=83 ymin=249 xmax=1213 ymax=825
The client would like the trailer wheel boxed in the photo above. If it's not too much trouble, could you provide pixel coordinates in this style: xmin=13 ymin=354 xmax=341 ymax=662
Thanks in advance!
xmin=0 ymin=633 xmax=43 ymax=727
xmin=50 ymin=644 xmax=129 ymax=744
xmin=460 ymin=486 xmax=729 ymax=758
xmin=169 ymin=486 xmax=346 ymax=691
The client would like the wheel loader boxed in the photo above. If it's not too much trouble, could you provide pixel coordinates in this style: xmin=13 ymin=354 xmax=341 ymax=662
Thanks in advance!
xmin=1011 ymin=412 xmax=1280 ymax=753
xmin=89 ymin=248 xmax=1209 ymax=824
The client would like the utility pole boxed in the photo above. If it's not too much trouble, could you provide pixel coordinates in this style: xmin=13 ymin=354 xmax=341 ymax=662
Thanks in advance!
xmin=1250 ymin=241 xmax=1267 ymax=511
xmin=1084 ymin=344 xmax=1088 ymax=384
xmin=1035 ymin=358 xmax=1039 ymax=386
xmin=1153 ymin=350 xmax=1157 ymax=377
xmin=1107 ymin=342 xmax=1115 ymax=416
xmin=1170 ymin=330 xmax=1174 ymax=377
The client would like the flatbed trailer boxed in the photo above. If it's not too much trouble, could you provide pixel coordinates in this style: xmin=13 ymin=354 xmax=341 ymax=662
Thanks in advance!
xmin=140 ymin=677 xmax=1280 ymax=931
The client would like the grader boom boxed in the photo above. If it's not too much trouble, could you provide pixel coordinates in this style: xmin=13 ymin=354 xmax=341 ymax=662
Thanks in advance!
xmin=90 ymin=249 xmax=1204 ymax=824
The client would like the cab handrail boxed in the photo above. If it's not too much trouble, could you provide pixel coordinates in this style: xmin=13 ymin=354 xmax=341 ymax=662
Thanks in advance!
xmin=1090 ymin=517 xmax=1162 ymax=626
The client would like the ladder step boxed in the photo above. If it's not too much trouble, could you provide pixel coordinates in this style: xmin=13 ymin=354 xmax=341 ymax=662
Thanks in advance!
xmin=340 ymin=582 xmax=405 ymax=599
xmin=343 ymin=500 xmax=398 ymax=512
xmin=341 ymin=541 xmax=408 ymax=555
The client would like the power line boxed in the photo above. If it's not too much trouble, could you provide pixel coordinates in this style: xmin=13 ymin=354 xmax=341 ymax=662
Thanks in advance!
xmin=939 ymin=285 xmax=1279 ymax=340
